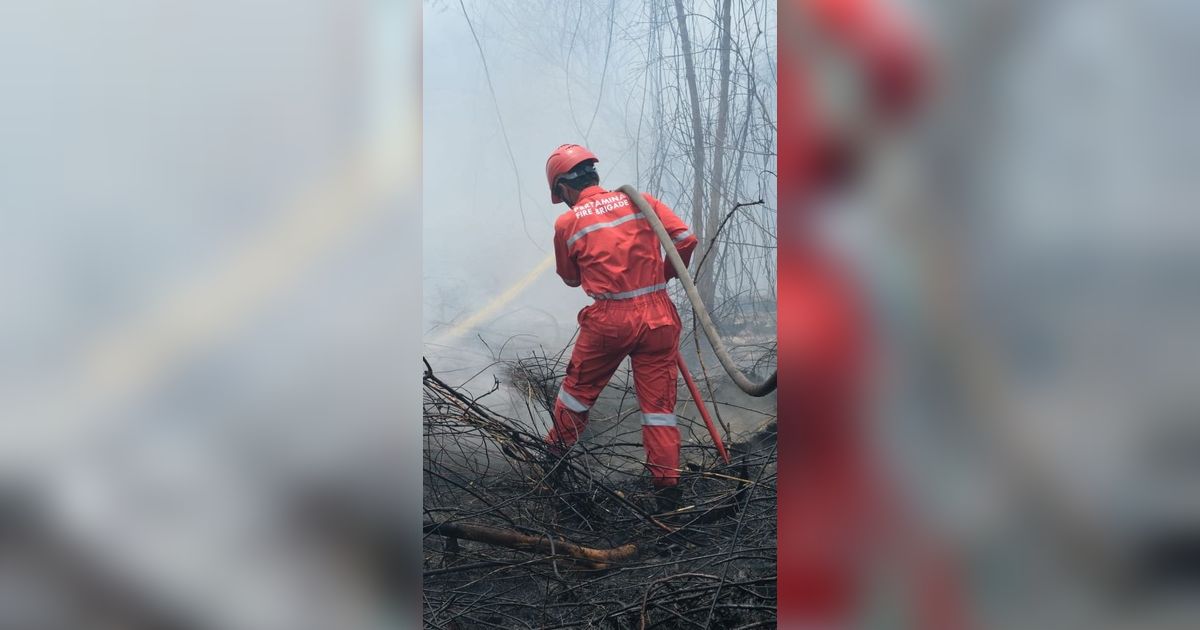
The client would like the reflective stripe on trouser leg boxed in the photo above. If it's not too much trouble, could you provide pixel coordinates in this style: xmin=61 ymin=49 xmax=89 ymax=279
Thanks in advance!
xmin=544 ymin=314 xmax=629 ymax=450
xmin=547 ymin=398 xmax=588 ymax=450
xmin=548 ymin=387 xmax=591 ymax=448
xmin=557 ymin=386 xmax=589 ymax=413
xmin=641 ymin=412 xmax=676 ymax=426
xmin=628 ymin=317 xmax=683 ymax=488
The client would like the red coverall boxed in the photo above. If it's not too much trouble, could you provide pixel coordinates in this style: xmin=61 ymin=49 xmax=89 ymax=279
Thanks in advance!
xmin=546 ymin=185 xmax=698 ymax=488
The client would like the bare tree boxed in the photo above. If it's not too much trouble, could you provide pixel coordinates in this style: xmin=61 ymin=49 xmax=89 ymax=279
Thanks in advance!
xmin=454 ymin=0 xmax=778 ymax=370
xmin=673 ymin=0 xmax=711 ymax=284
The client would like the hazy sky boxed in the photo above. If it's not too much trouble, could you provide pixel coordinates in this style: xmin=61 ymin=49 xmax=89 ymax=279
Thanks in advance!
xmin=423 ymin=1 xmax=694 ymax=358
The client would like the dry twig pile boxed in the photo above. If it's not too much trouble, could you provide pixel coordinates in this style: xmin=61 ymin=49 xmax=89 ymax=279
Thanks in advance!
xmin=423 ymin=351 xmax=777 ymax=629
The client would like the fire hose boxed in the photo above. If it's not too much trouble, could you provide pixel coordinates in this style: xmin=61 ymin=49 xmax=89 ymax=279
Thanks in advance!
xmin=619 ymin=186 xmax=778 ymax=462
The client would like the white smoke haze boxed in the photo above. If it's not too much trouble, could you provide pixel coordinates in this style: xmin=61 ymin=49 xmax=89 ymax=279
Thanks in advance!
xmin=422 ymin=0 xmax=779 ymax=396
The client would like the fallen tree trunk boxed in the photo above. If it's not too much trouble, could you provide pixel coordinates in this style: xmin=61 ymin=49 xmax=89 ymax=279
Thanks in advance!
xmin=423 ymin=354 xmax=778 ymax=627
xmin=424 ymin=520 xmax=639 ymax=569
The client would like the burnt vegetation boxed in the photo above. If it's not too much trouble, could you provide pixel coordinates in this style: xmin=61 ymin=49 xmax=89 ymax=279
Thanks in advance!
xmin=423 ymin=348 xmax=777 ymax=629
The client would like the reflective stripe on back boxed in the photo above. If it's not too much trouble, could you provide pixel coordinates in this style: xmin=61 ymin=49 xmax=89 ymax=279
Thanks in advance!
xmin=588 ymin=282 xmax=668 ymax=301
xmin=565 ymin=212 xmax=645 ymax=247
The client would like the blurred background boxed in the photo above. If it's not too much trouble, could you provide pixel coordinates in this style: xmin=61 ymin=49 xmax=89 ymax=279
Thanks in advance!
xmin=0 ymin=1 xmax=421 ymax=629
xmin=801 ymin=0 xmax=1200 ymax=627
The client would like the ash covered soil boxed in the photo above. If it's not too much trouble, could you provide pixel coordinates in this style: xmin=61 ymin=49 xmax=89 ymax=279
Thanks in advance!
xmin=422 ymin=345 xmax=777 ymax=629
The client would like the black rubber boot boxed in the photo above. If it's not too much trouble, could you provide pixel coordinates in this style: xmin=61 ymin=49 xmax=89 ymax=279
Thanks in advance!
xmin=654 ymin=485 xmax=682 ymax=514
xmin=540 ymin=453 xmax=566 ymax=487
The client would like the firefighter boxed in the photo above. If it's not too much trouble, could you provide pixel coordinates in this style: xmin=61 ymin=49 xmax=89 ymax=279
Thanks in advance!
xmin=543 ymin=144 xmax=698 ymax=511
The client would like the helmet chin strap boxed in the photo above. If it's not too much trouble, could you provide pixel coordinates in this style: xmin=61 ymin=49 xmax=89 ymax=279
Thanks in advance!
xmin=560 ymin=184 xmax=581 ymax=207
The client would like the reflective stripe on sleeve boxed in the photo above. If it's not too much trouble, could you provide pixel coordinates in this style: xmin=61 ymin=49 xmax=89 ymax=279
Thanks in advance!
xmin=641 ymin=412 xmax=677 ymax=427
xmin=672 ymin=228 xmax=694 ymax=243
xmin=565 ymin=212 xmax=645 ymax=247
xmin=557 ymin=387 xmax=589 ymax=413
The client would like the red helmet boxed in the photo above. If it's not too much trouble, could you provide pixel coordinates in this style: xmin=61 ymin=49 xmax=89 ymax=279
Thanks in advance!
xmin=545 ymin=144 xmax=598 ymax=204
